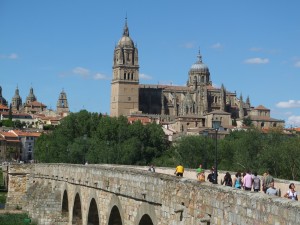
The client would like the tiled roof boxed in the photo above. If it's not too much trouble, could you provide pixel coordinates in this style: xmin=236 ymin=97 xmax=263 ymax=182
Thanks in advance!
xmin=139 ymin=84 xmax=217 ymax=91
xmin=249 ymin=115 xmax=284 ymax=122
xmin=0 ymin=131 xmax=18 ymax=138
xmin=128 ymin=116 xmax=152 ymax=124
xmin=254 ymin=105 xmax=270 ymax=110
xmin=0 ymin=104 xmax=9 ymax=110
xmin=25 ymin=101 xmax=46 ymax=107
xmin=12 ymin=130 xmax=42 ymax=137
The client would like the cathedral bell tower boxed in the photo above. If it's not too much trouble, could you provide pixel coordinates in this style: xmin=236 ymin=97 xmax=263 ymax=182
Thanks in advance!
xmin=56 ymin=89 xmax=70 ymax=114
xmin=110 ymin=18 xmax=139 ymax=117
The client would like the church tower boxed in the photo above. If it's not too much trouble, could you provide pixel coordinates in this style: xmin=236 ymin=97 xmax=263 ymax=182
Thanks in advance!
xmin=56 ymin=89 xmax=69 ymax=114
xmin=110 ymin=18 xmax=139 ymax=117
xmin=187 ymin=50 xmax=211 ymax=89
xmin=26 ymin=87 xmax=37 ymax=104
xmin=0 ymin=86 xmax=8 ymax=106
xmin=11 ymin=86 xmax=22 ymax=111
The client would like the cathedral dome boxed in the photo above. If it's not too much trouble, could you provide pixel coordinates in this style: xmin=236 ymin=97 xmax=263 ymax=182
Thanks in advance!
xmin=190 ymin=51 xmax=209 ymax=73
xmin=118 ymin=36 xmax=134 ymax=47
xmin=118 ymin=18 xmax=134 ymax=48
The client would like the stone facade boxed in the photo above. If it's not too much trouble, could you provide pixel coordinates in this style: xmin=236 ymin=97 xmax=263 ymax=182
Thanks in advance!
xmin=3 ymin=164 xmax=300 ymax=225
xmin=110 ymin=18 xmax=140 ymax=117
xmin=110 ymin=20 xmax=285 ymax=132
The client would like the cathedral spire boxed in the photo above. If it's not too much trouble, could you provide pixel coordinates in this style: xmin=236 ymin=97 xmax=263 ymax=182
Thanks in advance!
xmin=197 ymin=48 xmax=203 ymax=63
xmin=123 ymin=16 xmax=129 ymax=37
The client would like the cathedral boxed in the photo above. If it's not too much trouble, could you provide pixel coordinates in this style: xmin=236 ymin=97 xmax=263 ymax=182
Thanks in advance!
xmin=0 ymin=86 xmax=70 ymax=116
xmin=110 ymin=20 xmax=285 ymax=132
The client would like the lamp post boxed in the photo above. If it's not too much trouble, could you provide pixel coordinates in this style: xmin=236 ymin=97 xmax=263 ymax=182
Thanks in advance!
xmin=202 ymin=130 xmax=209 ymax=169
xmin=83 ymin=134 xmax=87 ymax=164
xmin=66 ymin=148 xmax=70 ymax=163
xmin=46 ymin=144 xmax=49 ymax=163
xmin=212 ymin=118 xmax=221 ymax=184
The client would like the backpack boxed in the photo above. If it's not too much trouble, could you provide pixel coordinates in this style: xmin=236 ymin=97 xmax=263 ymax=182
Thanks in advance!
xmin=235 ymin=177 xmax=241 ymax=188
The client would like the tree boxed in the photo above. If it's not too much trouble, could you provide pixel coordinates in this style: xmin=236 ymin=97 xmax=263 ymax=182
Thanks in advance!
xmin=242 ymin=117 xmax=253 ymax=127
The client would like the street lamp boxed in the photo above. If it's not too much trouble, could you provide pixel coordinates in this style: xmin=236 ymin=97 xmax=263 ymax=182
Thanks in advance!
xmin=212 ymin=118 xmax=221 ymax=184
xmin=46 ymin=144 xmax=49 ymax=163
xmin=202 ymin=130 xmax=209 ymax=169
xmin=83 ymin=134 xmax=87 ymax=164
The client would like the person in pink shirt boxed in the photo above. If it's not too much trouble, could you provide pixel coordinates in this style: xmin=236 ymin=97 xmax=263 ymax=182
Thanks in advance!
xmin=243 ymin=170 xmax=253 ymax=191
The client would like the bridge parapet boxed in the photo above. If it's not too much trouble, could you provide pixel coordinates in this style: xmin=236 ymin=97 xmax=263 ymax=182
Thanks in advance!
xmin=4 ymin=163 xmax=300 ymax=225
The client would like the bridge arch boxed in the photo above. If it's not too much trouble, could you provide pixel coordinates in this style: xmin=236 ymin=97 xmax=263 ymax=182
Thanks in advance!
xmin=72 ymin=192 xmax=83 ymax=225
xmin=84 ymin=189 xmax=101 ymax=225
xmin=61 ymin=189 xmax=69 ymax=219
xmin=134 ymin=202 xmax=157 ymax=225
xmin=87 ymin=198 xmax=99 ymax=225
xmin=107 ymin=194 xmax=124 ymax=225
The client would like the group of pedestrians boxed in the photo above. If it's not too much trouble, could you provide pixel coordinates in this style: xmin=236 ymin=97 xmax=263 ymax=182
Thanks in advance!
xmin=221 ymin=169 xmax=298 ymax=201
xmin=172 ymin=163 xmax=298 ymax=201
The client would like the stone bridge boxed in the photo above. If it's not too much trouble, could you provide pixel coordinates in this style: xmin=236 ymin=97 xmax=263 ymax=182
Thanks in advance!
xmin=3 ymin=163 xmax=300 ymax=225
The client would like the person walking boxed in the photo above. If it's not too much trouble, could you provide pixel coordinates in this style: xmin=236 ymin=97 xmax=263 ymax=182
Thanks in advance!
xmin=233 ymin=172 xmax=242 ymax=189
xmin=243 ymin=170 xmax=253 ymax=191
xmin=252 ymin=172 xmax=261 ymax=192
xmin=263 ymin=170 xmax=274 ymax=193
xmin=284 ymin=183 xmax=298 ymax=201
xmin=196 ymin=164 xmax=203 ymax=179
xmin=221 ymin=172 xmax=233 ymax=187
xmin=266 ymin=182 xmax=278 ymax=196
xmin=174 ymin=163 xmax=184 ymax=177
xmin=148 ymin=164 xmax=155 ymax=172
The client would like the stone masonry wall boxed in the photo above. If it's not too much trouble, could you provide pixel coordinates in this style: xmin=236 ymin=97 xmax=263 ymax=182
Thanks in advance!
xmin=5 ymin=163 xmax=300 ymax=225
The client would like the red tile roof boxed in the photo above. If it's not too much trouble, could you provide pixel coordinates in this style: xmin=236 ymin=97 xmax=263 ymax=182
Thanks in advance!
xmin=25 ymin=101 xmax=46 ymax=107
xmin=0 ymin=131 xmax=18 ymax=138
xmin=127 ymin=116 xmax=152 ymax=125
xmin=0 ymin=104 xmax=9 ymax=110
xmin=254 ymin=105 xmax=270 ymax=110
xmin=12 ymin=130 xmax=42 ymax=137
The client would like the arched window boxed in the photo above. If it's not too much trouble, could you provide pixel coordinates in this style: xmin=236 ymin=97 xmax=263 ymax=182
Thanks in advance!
xmin=201 ymin=76 xmax=204 ymax=83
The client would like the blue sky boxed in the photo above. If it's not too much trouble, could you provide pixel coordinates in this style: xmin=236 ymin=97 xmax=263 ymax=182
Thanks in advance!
xmin=1 ymin=1 xmax=300 ymax=127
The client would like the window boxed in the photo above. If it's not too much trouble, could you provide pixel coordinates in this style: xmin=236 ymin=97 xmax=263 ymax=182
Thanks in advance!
xmin=128 ymin=97 xmax=131 ymax=101
xmin=201 ymin=76 xmax=204 ymax=83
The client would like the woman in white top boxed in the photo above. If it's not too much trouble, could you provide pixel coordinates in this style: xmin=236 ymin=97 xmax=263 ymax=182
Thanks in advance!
xmin=284 ymin=183 xmax=298 ymax=201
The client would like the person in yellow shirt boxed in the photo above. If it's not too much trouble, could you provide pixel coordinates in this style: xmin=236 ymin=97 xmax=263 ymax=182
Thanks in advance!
xmin=174 ymin=163 xmax=184 ymax=177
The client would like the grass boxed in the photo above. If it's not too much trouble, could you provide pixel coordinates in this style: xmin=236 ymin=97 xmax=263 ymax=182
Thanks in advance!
xmin=0 ymin=213 xmax=37 ymax=225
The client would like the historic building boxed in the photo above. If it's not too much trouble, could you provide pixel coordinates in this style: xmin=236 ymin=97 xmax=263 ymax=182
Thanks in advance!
xmin=56 ymin=89 xmax=70 ymax=115
xmin=109 ymin=20 xmax=285 ymax=132
xmin=0 ymin=86 xmax=70 ymax=127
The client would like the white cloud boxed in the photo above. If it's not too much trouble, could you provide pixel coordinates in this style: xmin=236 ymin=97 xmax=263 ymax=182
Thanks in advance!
xmin=249 ymin=47 xmax=262 ymax=52
xmin=244 ymin=58 xmax=269 ymax=64
xmin=8 ymin=53 xmax=18 ymax=59
xmin=276 ymin=100 xmax=300 ymax=109
xmin=0 ymin=53 xmax=19 ymax=59
xmin=294 ymin=61 xmax=300 ymax=68
xmin=93 ymin=73 xmax=109 ymax=80
xmin=287 ymin=115 xmax=300 ymax=127
xmin=211 ymin=42 xmax=222 ymax=49
xmin=140 ymin=73 xmax=152 ymax=80
xmin=182 ymin=42 xmax=196 ymax=49
xmin=72 ymin=67 xmax=90 ymax=77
